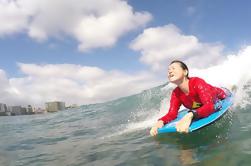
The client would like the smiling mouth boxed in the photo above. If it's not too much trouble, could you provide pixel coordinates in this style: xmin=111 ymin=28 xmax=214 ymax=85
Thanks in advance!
xmin=169 ymin=74 xmax=174 ymax=78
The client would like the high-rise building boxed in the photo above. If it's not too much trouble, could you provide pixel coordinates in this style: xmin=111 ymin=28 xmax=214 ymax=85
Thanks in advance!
xmin=8 ymin=106 xmax=22 ymax=116
xmin=45 ymin=101 xmax=65 ymax=112
xmin=0 ymin=103 xmax=8 ymax=116
xmin=26 ymin=105 xmax=35 ymax=114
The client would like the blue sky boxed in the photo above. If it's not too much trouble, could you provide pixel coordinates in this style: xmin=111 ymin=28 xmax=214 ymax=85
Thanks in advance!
xmin=1 ymin=0 xmax=251 ymax=106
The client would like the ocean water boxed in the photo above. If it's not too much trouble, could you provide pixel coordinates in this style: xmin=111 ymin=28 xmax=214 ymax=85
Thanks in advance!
xmin=0 ymin=83 xmax=251 ymax=166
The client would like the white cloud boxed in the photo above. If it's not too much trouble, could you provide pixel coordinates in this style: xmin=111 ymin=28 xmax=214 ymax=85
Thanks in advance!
xmin=0 ymin=0 xmax=28 ymax=35
xmin=130 ymin=24 xmax=224 ymax=71
xmin=0 ymin=69 xmax=23 ymax=105
xmin=0 ymin=64 xmax=162 ymax=107
xmin=0 ymin=0 xmax=152 ymax=51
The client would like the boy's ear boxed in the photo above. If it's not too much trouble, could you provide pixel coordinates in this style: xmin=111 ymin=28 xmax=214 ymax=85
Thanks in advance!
xmin=185 ymin=70 xmax=188 ymax=76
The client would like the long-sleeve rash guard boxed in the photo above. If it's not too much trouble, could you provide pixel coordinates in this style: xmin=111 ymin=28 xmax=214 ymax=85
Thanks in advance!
xmin=159 ymin=77 xmax=227 ymax=124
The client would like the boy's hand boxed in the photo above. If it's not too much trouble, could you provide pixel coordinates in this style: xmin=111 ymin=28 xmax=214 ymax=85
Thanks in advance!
xmin=150 ymin=120 xmax=164 ymax=136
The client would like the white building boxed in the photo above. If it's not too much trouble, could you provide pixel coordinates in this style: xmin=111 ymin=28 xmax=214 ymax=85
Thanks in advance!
xmin=0 ymin=103 xmax=8 ymax=116
xmin=8 ymin=106 xmax=22 ymax=116
xmin=26 ymin=105 xmax=35 ymax=114
xmin=45 ymin=101 xmax=65 ymax=112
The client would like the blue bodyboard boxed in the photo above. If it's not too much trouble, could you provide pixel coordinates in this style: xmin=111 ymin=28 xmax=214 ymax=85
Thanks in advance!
xmin=157 ymin=94 xmax=233 ymax=134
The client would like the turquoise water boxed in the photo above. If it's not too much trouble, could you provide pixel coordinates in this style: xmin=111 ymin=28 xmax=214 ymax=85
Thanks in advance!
xmin=0 ymin=84 xmax=251 ymax=166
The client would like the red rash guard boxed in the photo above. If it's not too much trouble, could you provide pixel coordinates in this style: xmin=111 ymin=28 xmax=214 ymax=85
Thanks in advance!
xmin=159 ymin=77 xmax=227 ymax=124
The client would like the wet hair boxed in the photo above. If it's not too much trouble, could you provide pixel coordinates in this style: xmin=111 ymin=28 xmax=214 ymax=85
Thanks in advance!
xmin=170 ymin=60 xmax=189 ymax=78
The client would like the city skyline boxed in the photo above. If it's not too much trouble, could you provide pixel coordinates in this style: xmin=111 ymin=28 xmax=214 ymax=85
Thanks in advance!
xmin=0 ymin=101 xmax=70 ymax=116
